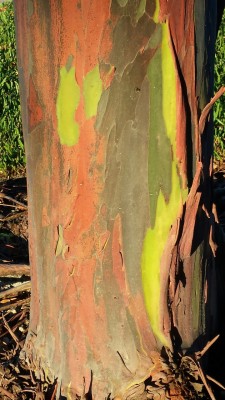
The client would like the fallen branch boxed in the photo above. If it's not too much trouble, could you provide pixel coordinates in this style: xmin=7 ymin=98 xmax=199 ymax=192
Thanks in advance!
xmin=0 ymin=386 xmax=15 ymax=400
xmin=0 ymin=210 xmax=27 ymax=222
xmin=0 ymin=298 xmax=30 ymax=312
xmin=195 ymin=334 xmax=220 ymax=360
xmin=0 ymin=193 xmax=27 ymax=209
xmin=0 ymin=282 xmax=31 ymax=300
xmin=0 ymin=264 xmax=30 ymax=277
xmin=197 ymin=362 xmax=216 ymax=400
xmin=51 ymin=382 xmax=58 ymax=400
xmin=2 ymin=313 xmax=20 ymax=347
xmin=206 ymin=375 xmax=225 ymax=391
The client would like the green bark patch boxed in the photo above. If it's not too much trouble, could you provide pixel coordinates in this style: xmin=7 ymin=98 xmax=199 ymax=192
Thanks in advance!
xmin=147 ymin=24 xmax=172 ymax=229
xmin=116 ymin=0 xmax=129 ymax=7
xmin=152 ymin=0 xmax=160 ymax=23
xmin=142 ymin=164 xmax=185 ymax=347
xmin=56 ymin=65 xmax=80 ymax=146
xmin=136 ymin=0 xmax=146 ymax=22
xmin=96 ymin=49 xmax=154 ymax=297
xmin=142 ymin=22 xmax=188 ymax=346
xmin=83 ymin=65 xmax=103 ymax=119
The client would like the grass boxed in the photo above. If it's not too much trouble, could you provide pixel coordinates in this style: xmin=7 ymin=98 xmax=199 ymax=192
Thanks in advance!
xmin=0 ymin=3 xmax=224 ymax=177
xmin=0 ymin=1 xmax=25 ymax=179
xmin=214 ymin=11 xmax=225 ymax=163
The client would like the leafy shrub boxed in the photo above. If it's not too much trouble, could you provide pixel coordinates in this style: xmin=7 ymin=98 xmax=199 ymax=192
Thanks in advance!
xmin=214 ymin=11 xmax=225 ymax=162
xmin=0 ymin=1 xmax=25 ymax=176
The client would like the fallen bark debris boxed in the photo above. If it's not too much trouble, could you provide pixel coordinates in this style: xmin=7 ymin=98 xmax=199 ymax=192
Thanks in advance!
xmin=0 ymin=211 xmax=27 ymax=223
xmin=0 ymin=297 xmax=30 ymax=312
xmin=0 ymin=264 xmax=30 ymax=277
xmin=0 ymin=282 xmax=31 ymax=300
xmin=0 ymin=193 xmax=27 ymax=210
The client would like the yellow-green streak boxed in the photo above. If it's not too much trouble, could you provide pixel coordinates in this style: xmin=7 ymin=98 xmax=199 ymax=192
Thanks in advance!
xmin=142 ymin=165 xmax=185 ymax=346
xmin=56 ymin=66 xmax=80 ymax=146
xmin=83 ymin=65 xmax=103 ymax=119
xmin=142 ymin=21 xmax=188 ymax=346
xmin=136 ymin=0 xmax=146 ymax=22
xmin=152 ymin=0 xmax=160 ymax=23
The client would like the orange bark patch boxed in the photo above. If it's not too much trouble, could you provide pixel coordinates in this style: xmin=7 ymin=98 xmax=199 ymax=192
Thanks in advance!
xmin=179 ymin=162 xmax=202 ymax=259
xmin=168 ymin=0 xmax=197 ymax=184
xmin=42 ymin=206 xmax=50 ymax=227
xmin=100 ymin=65 xmax=116 ymax=90
xmin=69 ymin=0 xmax=112 ymax=83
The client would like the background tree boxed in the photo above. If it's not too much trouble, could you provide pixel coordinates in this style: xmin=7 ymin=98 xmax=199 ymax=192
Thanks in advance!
xmin=14 ymin=0 xmax=224 ymax=398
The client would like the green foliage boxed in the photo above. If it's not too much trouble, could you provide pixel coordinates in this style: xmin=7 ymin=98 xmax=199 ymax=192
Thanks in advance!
xmin=0 ymin=1 xmax=25 ymax=176
xmin=214 ymin=11 xmax=225 ymax=162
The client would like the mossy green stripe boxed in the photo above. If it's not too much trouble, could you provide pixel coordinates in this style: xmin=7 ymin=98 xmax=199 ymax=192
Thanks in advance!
xmin=152 ymin=0 xmax=160 ymax=23
xmin=142 ymin=21 xmax=188 ymax=346
xmin=83 ymin=65 xmax=103 ymax=120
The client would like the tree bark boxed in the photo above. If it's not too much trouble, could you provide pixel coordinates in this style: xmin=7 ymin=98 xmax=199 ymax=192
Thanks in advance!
xmin=14 ymin=0 xmax=219 ymax=398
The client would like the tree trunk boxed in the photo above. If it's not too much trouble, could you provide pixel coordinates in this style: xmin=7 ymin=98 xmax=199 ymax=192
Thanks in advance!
xmin=14 ymin=0 xmax=219 ymax=398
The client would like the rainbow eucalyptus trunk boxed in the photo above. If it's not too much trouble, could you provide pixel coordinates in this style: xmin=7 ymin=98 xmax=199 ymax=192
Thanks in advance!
xmin=14 ymin=0 xmax=219 ymax=398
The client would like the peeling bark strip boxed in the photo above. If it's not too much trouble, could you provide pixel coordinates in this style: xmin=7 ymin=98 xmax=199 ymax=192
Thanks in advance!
xmin=14 ymin=0 xmax=218 ymax=398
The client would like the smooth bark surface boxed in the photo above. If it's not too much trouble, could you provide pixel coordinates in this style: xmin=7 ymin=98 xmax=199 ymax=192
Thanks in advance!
xmin=14 ymin=0 xmax=218 ymax=398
